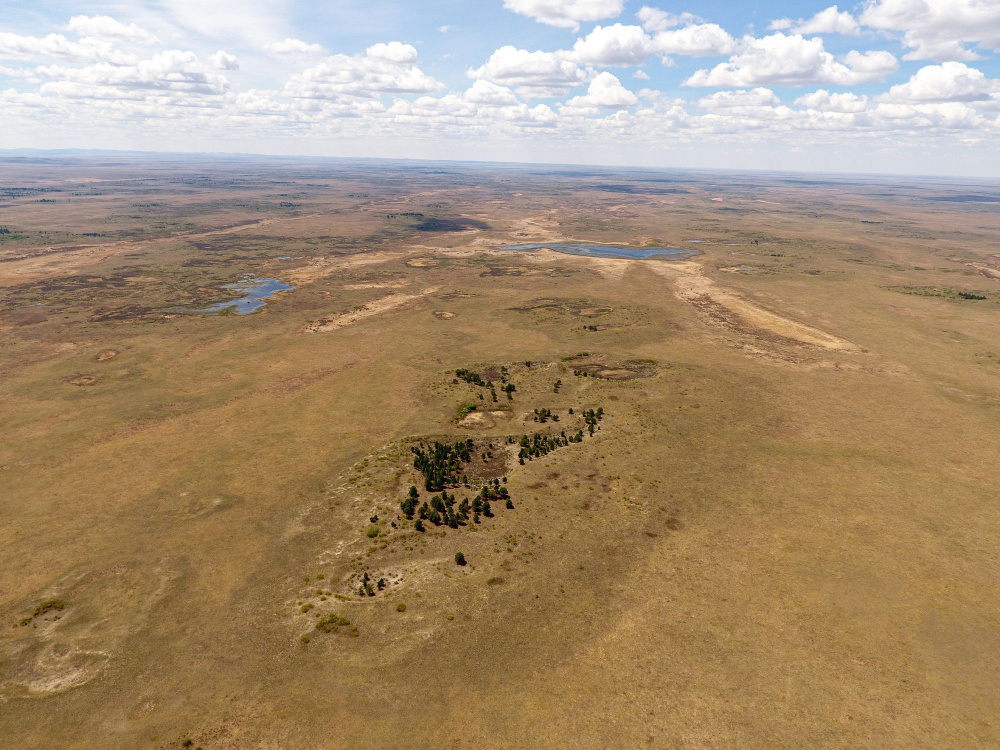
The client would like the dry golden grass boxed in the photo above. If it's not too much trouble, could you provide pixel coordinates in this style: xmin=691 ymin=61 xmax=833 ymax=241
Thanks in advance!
xmin=1 ymin=157 xmax=999 ymax=749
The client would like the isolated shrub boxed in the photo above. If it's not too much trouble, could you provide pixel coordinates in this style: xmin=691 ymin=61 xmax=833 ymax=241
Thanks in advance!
xmin=397 ymin=603 xmax=406 ymax=612
xmin=506 ymin=499 xmax=514 ymax=509
xmin=455 ymin=552 xmax=467 ymax=566
xmin=414 ymin=519 xmax=425 ymax=532
xmin=316 ymin=613 xmax=351 ymax=633
xmin=33 ymin=599 xmax=64 ymax=618
xmin=366 ymin=526 xmax=379 ymax=538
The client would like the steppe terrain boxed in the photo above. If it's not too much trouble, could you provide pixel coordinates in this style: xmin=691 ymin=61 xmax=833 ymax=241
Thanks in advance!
xmin=2 ymin=154 xmax=1000 ymax=748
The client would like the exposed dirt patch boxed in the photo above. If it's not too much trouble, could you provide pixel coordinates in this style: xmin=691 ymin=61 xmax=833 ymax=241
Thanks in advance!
xmin=306 ymin=287 xmax=440 ymax=332
xmin=284 ymin=251 xmax=401 ymax=285
xmin=433 ymin=310 xmax=456 ymax=320
xmin=342 ymin=281 xmax=410 ymax=290
xmin=95 ymin=350 xmax=118 ymax=362
xmin=483 ymin=265 xmax=576 ymax=278
xmin=646 ymin=261 xmax=857 ymax=351
xmin=571 ymin=360 xmax=657 ymax=380
xmin=458 ymin=411 xmax=495 ymax=429
xmin=67 ymin=374 xmax=97 ymax=386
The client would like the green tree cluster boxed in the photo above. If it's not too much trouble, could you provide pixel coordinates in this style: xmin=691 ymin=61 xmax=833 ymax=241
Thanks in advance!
xmin=412 ymin=439 xmax=474 ymax=490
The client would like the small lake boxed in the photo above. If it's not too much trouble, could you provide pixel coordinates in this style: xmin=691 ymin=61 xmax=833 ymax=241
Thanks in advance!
xmin=498 ymin=242 xmax=698 ymax=259
xmin=197 ymin=276 xmax=293 ymax=314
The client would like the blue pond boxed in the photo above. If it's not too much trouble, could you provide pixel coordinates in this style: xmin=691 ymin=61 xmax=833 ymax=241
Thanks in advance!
xmin=498 ymin=242 xmax=697 ymax=259
xmin=197 ymin=276 xmax=293 ymax=314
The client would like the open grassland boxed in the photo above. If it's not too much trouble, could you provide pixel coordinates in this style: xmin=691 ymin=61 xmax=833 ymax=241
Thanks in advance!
xmin=2 ymin=156 xmax=1000 ymax=748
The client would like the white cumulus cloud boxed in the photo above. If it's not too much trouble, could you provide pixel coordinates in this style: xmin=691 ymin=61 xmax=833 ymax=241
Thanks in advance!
xmin=209 ymin=51 xmax=239 ymax=70
xmin=66 ymin=15 xmax=159 ymax=43
xmin=568 ymin=24 xmax=654 ymax=66
xmin=653 ymin=23 xmax=735 ymax=57
xmin=561 ymin=71 xmax=638 ymax=115
xmin=860 ymin=0 xmax=1000 ymax=61
xmin=0 ymin=32 xmax=136 ymax=64
xmin=469 ymin=46 xmax=592 ymax=98
xmin=285 ymin=43 xmax=443 ymax=101
xmin=794 ymin=89 xmax=868 ymax=112
xmin=36 ymin=50 xmax=230 ymax=102
xmin=698 ymin=87 xmax=781 ymax=111
xmin=502 ymin=0 xmax=625 ymax=31
xmin=878 ymin=61 xmax=1000 ymax=104
xmin=684 ymin=33 xmax=898 ymax=87
xmin=264 ymin=38 xmax=325 ymax=57
xmin=636 ymin=7 xmax=701 ymax=32
xmin=770 ymin=6 xmax=860 ymax=36
xmin=366 ymin=42 xmax=419 ymax=64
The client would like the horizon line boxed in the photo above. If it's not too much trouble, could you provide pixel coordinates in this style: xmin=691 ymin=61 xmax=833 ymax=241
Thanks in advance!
xmin=0 ymin=147 xmax=994 ymax=184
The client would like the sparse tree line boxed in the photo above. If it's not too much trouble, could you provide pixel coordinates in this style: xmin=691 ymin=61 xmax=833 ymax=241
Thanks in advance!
xmin=533 ymin=407 xmax=558 ymax=423
xmin=453 ymin=366 xmax=517 ymax=402
xmin=401 ymin=478 xmax=512 ymax=529
xmin=514 ymin=406 xmax=603 ymax=463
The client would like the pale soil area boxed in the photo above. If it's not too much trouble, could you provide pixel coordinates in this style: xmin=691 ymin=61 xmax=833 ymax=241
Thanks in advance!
xmin=306 ymin=287 xmax=441 ymax=332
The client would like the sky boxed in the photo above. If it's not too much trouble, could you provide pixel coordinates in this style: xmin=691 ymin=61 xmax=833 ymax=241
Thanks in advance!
xmin=1 ymin=0 xmax=999 ymax=176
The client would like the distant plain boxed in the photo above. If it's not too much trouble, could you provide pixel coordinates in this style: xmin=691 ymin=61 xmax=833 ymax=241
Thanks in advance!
xmin=2 ymin=155 xmax=1000 ymax=748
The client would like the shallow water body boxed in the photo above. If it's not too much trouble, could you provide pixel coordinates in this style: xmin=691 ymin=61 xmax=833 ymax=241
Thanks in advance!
xmin=498 ymin=242 xmax=699 ymax=259
xmin=197 ymin=276 xmax=293 ymax=314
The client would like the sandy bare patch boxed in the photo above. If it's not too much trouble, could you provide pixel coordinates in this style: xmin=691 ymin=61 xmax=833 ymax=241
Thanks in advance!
xmin=67 ymin=374 xmax=97 ymax=386
xmin=95 ymin=350 xmax=118 ymax=362
xmin=433 ymin=311 xmax=456 ymax=320
xmin=458 ymin=411 xmax=495 ymax=429
xmin=646 ymin=260 xmax=857 ymax=351
xmin=0 ymin=243 xmax=139 ymax=287
xmin=285 ymin=251 xmax=402 ymax=286
xmin=197 ymin=213 xmax=324 ymax=237
xmin=307 ymin=287 xmax=440 ymax=332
